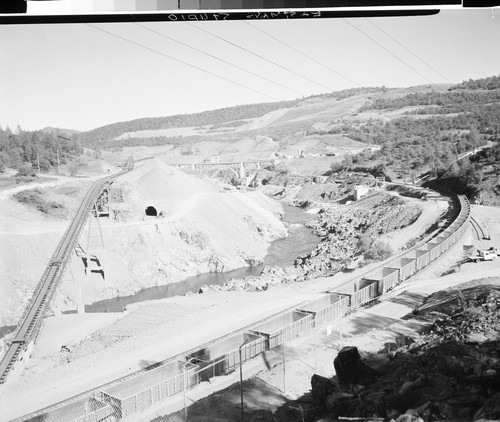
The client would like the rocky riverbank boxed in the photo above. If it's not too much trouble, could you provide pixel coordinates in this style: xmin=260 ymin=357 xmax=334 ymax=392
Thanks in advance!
xmin=198 ymin=191 xmax=423 ymax=293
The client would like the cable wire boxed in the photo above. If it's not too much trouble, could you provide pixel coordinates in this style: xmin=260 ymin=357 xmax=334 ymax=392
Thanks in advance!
xmin=134 ymin=22 xmax=305 ymax=97
xmin=365 ymin=19 xmax=452 ymax=83
xmin=86 ymin=24 xmax=280 ymax=101
xmin=188 ymin=22 xmax=334 ymax=93
xmin=245 ymin=21 xmax=360 ymax=88
xmin=343 ymin=19 xmax=435 ymax=85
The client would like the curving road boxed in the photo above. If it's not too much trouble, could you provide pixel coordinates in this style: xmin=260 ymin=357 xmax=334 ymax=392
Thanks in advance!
xmin=0 ymin=158 xmax=134 ymax=384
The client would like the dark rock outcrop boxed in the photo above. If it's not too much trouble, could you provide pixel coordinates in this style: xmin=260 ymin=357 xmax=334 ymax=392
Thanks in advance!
xmin=310 ymin=374 xmax=339 ymax=406
xmin=333 ymin=346 xmax=379 ymax=387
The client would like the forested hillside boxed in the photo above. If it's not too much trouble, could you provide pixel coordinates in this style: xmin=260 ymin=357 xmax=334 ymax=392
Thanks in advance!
xmin=328 ymin=75 xmax=500 ymax=203
xmin=76 ymin=99 xmax=300 ymax=146
xmin=0 ymin=126 xmax=82 ymax=174
xmin=2 ymin=74 xmax=498 ymax=202
xmin=449 ymin=74 xmax=500 ymax=90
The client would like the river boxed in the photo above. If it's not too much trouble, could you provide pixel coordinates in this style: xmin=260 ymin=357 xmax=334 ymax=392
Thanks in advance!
xmin=0 ymin=204 xmax=320 ymax=337
xmin=83 ymin=203 xmax=319 ymax=313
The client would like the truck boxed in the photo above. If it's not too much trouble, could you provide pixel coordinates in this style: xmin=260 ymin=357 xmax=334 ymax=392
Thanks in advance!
xmin=469 ymin=248 xmax=498 ymax=263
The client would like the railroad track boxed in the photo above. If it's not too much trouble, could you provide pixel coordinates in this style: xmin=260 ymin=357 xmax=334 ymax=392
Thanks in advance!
xmin=0 ymin=157 xmax=134 ymax=384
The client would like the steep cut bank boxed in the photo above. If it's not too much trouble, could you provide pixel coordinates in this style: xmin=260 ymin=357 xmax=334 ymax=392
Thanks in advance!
xmin=0 ymin=161 xmax=288 ymax=328
xmin=53 ymin=160 xmax=288 ymax=312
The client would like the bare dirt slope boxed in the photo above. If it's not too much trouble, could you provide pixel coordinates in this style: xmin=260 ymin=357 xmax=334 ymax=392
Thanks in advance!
xmin=0 ymin=161 xmax=288 ymax=329
xmin=53 ymin=161 xmax=288 ymax=310
xmin=0 ymin=178 xmax=91 ymax=327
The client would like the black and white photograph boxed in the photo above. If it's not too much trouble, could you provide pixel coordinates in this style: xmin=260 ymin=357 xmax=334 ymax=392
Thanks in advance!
xmin=1 ymin=2 xmax=500 ymax=421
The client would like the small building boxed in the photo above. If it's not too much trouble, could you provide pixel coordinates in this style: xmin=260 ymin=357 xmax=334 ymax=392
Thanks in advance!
xmin=354 ymin=185 xmax=370 ymax=201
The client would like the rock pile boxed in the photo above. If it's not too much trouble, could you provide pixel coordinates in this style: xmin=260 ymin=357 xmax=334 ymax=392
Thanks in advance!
xmin=198 ymin=265 xmax=306 ymax=293
xmin=199 ymin=192 xmax=423 ymax=293
xmin=310 ymin=282 xmax=500 ymax=422
xmin=311 ymin=343 xmax=500 ymax=422
xmin=296 ymin=193 xmax=422 ymax=278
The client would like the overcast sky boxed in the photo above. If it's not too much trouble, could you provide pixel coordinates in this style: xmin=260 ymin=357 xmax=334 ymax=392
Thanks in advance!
xmin=1 ymin=8 xmax=499 ymax=132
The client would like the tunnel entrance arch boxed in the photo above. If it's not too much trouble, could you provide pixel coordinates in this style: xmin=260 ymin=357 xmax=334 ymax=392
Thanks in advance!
xmin=145 ymin=206 xmax=158 ymax=217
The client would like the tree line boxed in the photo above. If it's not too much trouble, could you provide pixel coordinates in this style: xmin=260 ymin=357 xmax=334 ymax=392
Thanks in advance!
xmin=0 ymin=126 xmax=82 ymax=174
xmin=449 ymin=75 xmax=500 ymax=91
xmin=360 ymin=89 xmax=500 ymax=113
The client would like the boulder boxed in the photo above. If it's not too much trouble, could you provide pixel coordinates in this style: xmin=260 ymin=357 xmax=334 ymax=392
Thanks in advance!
xmin=311 ymin=374 xmax=339 ymax=406
xmin=325 ymin=391 xmax=356 ymax=416
xmin=334 ymin=346 xmax=379 ymax=386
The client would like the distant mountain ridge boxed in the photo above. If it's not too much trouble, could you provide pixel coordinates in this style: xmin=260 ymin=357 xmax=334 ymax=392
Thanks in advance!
xmin=74 ymin=77 xmax=500 ymax=150
xmin=76 ymin=99 xmax=300 ymax=146
xmin=75 ymin=87 xmax=387 ymax=146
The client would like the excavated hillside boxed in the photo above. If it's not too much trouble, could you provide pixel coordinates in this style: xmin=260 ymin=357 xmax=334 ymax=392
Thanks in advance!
xmin=52 ymin=159 xmax=289 ymax=312
xmin=0 ymin=160 xmax=288 ymax=327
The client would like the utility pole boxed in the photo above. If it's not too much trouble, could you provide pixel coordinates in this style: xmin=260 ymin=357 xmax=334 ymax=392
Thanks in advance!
xmin=58 ymin=135 xmax=73 ymax=175
xmin=37 ymin=152 xmax=41 ymax=175
xmin=238 ymin=338 xmax=251 ymax=421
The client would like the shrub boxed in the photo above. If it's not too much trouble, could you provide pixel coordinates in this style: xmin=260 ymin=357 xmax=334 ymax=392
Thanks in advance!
xmin=16 ymin=163 xmax=36 ymax=177
xmin=68 ymin=161 xmax=80 ymax=176
xmin=13 ymin=189 xmax=64 ymax=215
xmin=357 ymin=233 xmax=372 ymax=253
xmin=364 ymin=240 xmax=393 ymax=261
xmin=178 ymin=229 xmax=209 ymax=249
xmin=330 ymin=162 xmax=345 ymax=173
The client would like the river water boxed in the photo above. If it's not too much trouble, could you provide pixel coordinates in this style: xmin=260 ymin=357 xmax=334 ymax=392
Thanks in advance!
xmin=0 ymin=204 xmax=320 ymax=337
xmin=84 ymin=203 xmax=319 ymax=313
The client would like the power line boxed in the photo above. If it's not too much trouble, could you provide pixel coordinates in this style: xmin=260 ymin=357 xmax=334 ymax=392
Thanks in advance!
xmin=343 ymin=19 xmax=435 ymax=85
xmin=245 ymin=21 xmax=360 ymax=88
xmin=86 ymin=24 xmax=280 ymax=102
xmin=134 ymin=22 xmax=305 ymax=97
xmin=188 ymin=22 xmax=334 ymax=93
xmin=365 ymin=19 xmax=452 ymax=83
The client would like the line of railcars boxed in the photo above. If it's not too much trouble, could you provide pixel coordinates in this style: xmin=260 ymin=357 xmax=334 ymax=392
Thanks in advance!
xmin=19 ymin=196 xmax=470 ymax=422
xmin=336 ymin=195 xmax=470 ymax=309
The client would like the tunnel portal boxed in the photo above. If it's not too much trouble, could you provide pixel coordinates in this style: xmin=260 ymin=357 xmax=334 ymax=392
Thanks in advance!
xmin=145 ymin=206 xmax=158 ymax=217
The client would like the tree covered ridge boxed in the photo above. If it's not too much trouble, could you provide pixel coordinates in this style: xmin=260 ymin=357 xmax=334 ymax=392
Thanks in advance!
xmin=0 ymin=126 xmax=82 ymax=174
xmin=450 ymin=74 xmax=500 ymax=91
xmin=76 ymin=99 xmax=301 ymax=146
xmin=338 ymin=76 xmax=500 ymax=188
xmin=76 ymin=88 xmax=386 ymax=147
xmin=359 ymin=89 xmax=500 ymax=113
